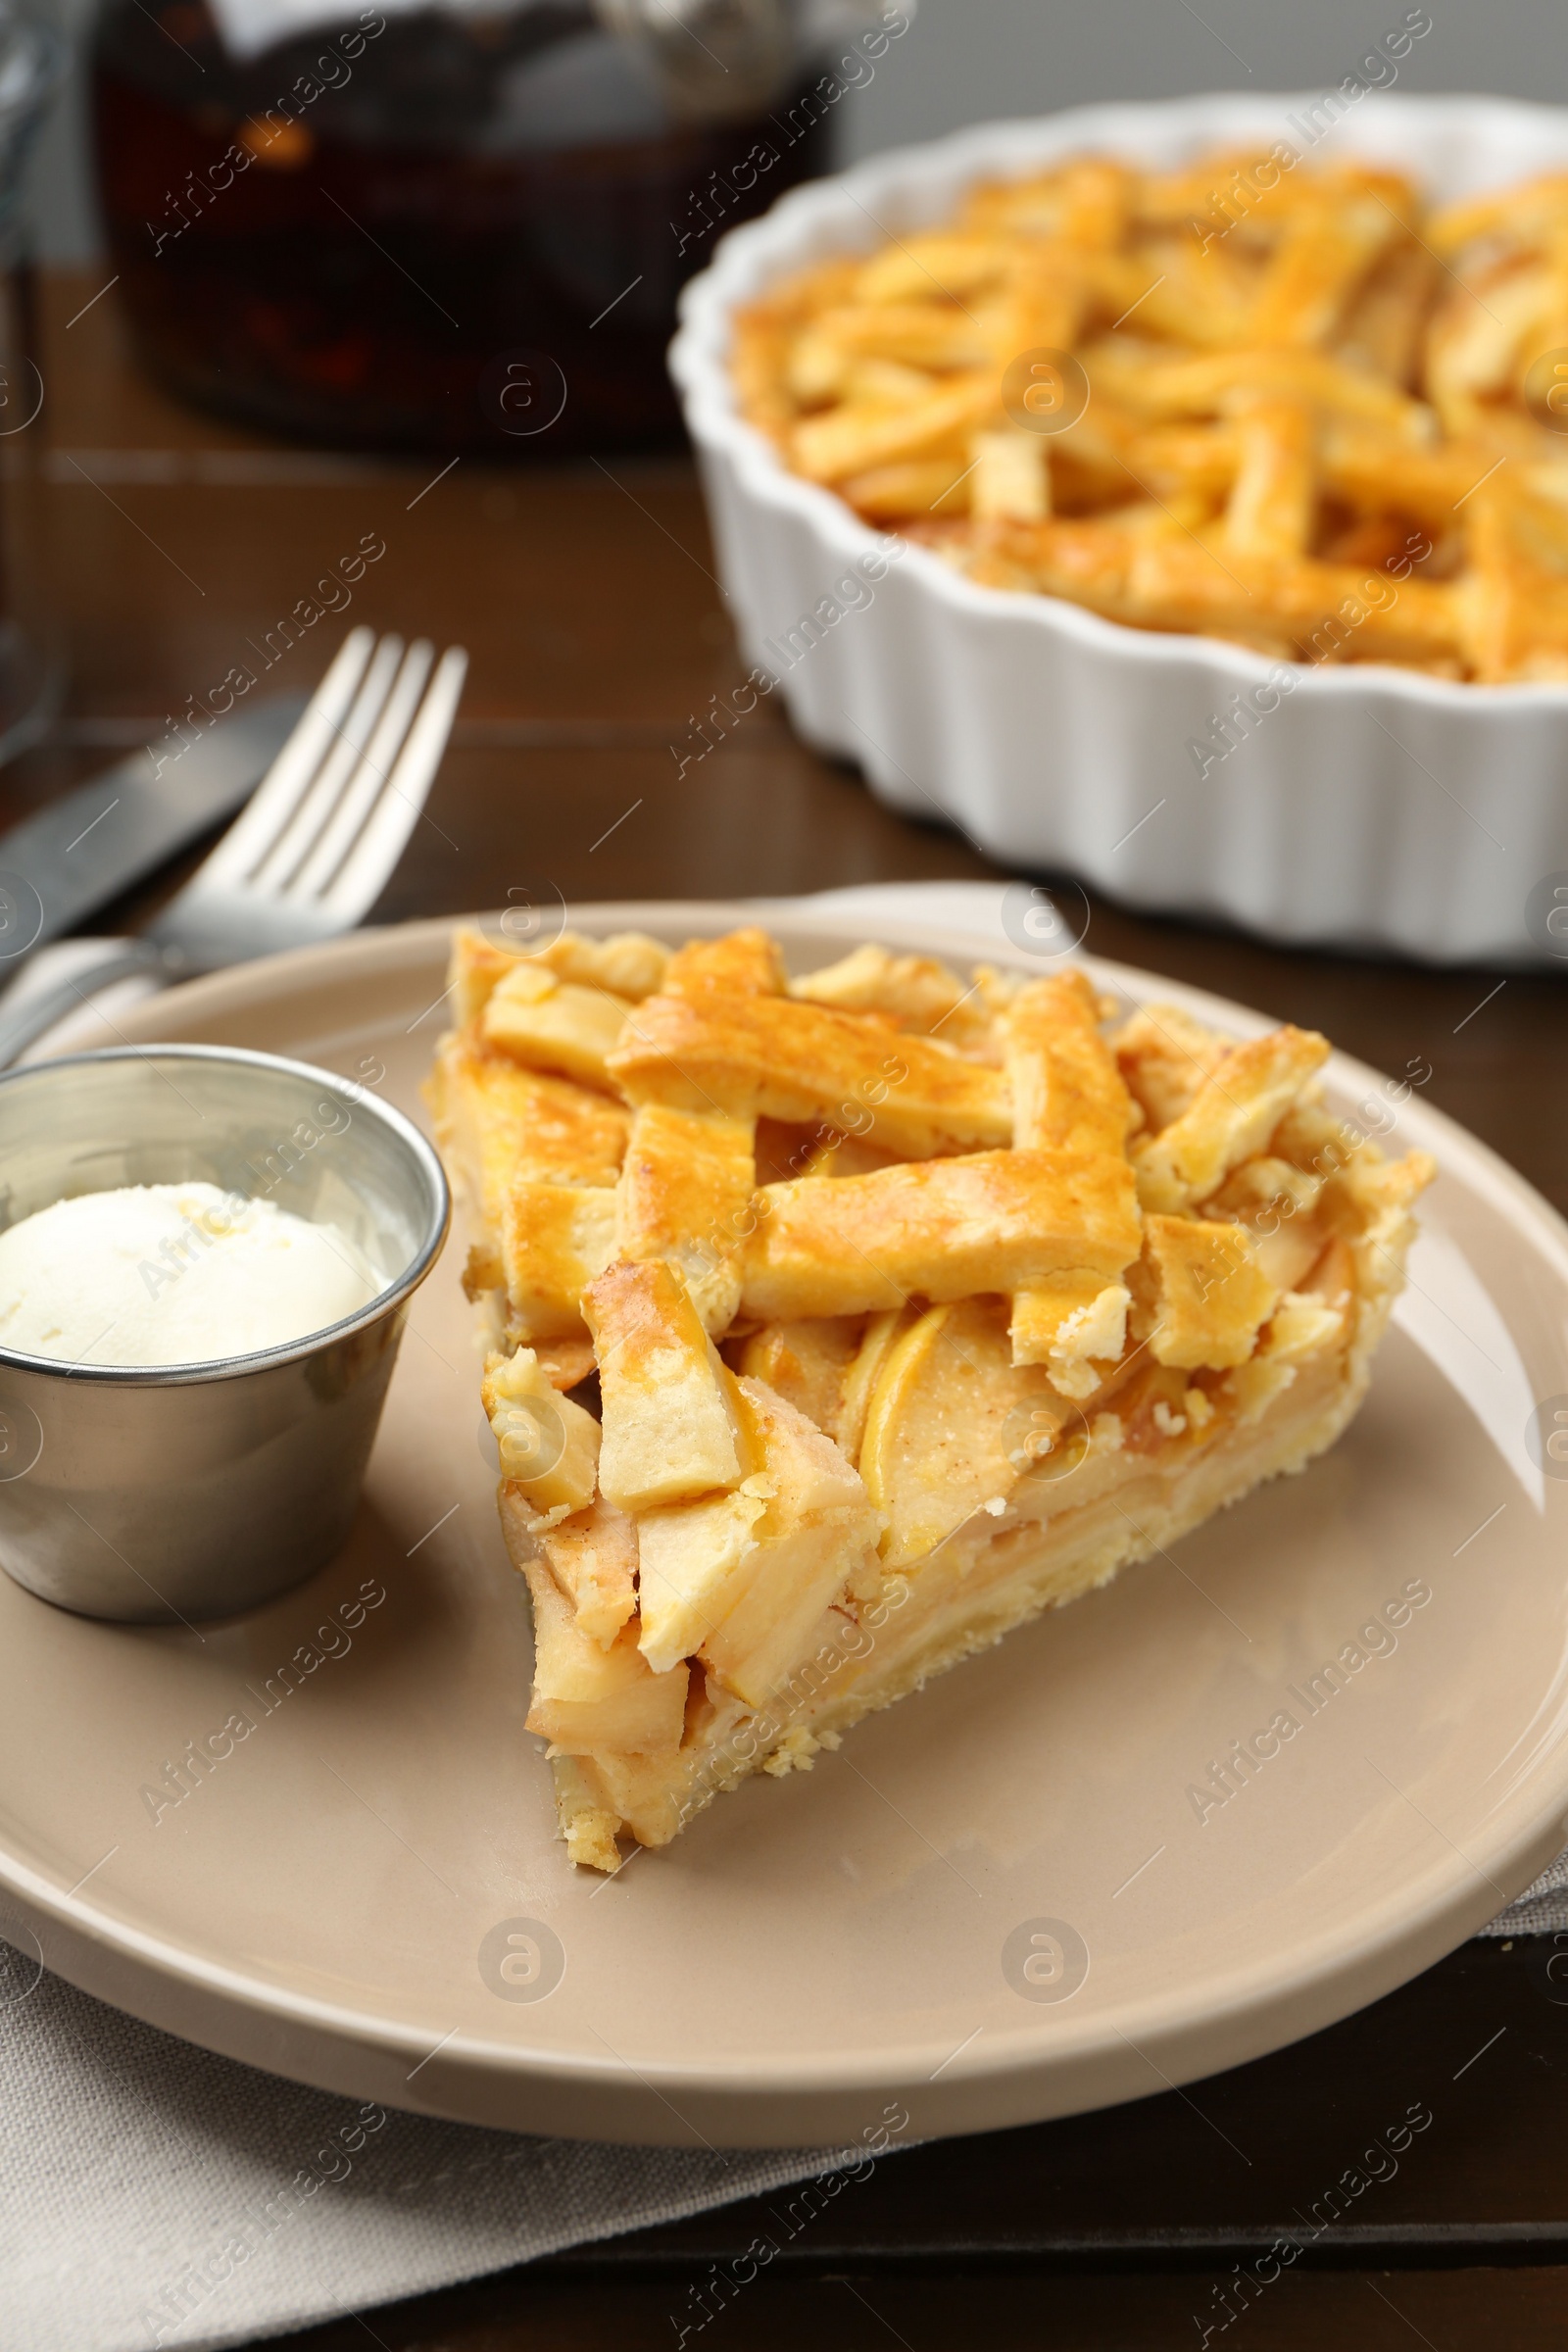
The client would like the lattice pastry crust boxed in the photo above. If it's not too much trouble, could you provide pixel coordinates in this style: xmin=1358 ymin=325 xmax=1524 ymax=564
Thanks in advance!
xmin=732 ymin=150 xmax=1568 ymax=681
xmin=428 ymin=924 xmax=1432 ymax=1871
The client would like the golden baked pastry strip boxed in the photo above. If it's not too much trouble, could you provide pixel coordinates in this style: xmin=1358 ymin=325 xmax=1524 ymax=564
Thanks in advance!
xmin=1004 ymin=969 xmax=1140 ymax=1386
xmin=1005 ymin=969 xmax=1131 ymax=1155
xmin=1113 ymin=1002 xmax=1235 ymax=1131
xmin=448 ymin=922 xmax=667 ymax=1027
xmin=425 ymin=1034 xmax=628 ymax=1298
xmin=788 ymin=942 xmax=1000 ymax=1052
xmin=502 ymin=1183 xmax=619 ymax=1344
xmin=963 ymin=522 xmax=1464 ymax=666
xmin=434 ymin=926 xmax=645 ymax=1328
xmin=1142 ymin=1213 xmax=1281 ymax=1370
xmin=582 ymin=1257 xmax=750 ymax=1512
xmin=608 ymin=987 xmax=1011 ymax=1157
xmin=1135 ymin=1025 xmax=1331 ymax=1212
xmin=482 ymin=965 xmax=636 ymax=1094
xmin=740 ymin=1147 xmax=1142 ymax=1322
xmin=615 ymin=1103 xmax=758 ymax=1336
xmin=663 ymin=925 xmax=788 ymax=999
xmin=1455 ymin=477 xmax=1568 ymax=683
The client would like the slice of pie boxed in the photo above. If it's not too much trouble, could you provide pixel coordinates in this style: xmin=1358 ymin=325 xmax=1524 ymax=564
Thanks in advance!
xmin=429 ymin=923 xmax=1433 ymax=1872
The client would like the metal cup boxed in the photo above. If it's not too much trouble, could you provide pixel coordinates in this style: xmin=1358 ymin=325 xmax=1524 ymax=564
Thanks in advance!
xmin=0 ymin=1045 xmax=449 ymax=1622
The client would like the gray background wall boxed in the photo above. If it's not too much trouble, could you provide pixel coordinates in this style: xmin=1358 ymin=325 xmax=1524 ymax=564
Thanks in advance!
xmin=834 ymin=0 xmax=1565 ymax=165
xmin=27 ymin=0 xmax=1568 ymax=266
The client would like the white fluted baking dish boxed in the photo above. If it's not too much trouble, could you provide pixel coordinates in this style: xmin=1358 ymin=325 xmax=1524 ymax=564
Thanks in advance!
xmin=670 ymin=92 xmax=1568 ymax=967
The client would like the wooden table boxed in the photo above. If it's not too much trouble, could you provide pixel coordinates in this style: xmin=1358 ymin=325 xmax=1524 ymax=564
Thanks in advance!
xmin=12 ymin=277 xmax=1568 ymax=2352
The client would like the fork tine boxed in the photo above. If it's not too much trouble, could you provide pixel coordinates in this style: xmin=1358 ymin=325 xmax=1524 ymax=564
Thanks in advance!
xmin=250 ymin=634 xmax=405 ymax=893
xmin=289 ymin=640 xmax=436 ymax=901
xmin=318 ymin=646 xmax=467 ymax=922
xmin=196 ymin=627 xmax=376 ymax=887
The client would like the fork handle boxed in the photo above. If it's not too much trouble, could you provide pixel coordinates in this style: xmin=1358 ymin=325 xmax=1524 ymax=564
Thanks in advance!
xmin=0 ymin=940 xmax=182 ymax=1070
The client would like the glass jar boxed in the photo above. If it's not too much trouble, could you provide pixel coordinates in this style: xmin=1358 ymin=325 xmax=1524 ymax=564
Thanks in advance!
xmin=0 ymin=0 xmax=62 ymax=760
xmin=89 ymin=0 xmax=834 ymax=452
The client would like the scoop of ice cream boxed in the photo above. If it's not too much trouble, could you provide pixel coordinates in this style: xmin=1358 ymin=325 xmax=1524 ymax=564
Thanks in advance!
xmin=0 ymin=1181 xmax=384 ymax=1368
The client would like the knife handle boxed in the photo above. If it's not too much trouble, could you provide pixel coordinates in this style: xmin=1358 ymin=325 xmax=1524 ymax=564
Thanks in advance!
xmin=0 ymin=941 xmax=175 ymax=1070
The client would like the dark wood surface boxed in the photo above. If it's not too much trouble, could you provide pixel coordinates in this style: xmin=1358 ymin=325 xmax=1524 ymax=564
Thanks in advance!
xmin=12 ymin=275 xmax=1568 ymax=2349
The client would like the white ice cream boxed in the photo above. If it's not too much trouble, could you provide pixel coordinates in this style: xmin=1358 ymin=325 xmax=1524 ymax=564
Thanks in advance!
xmin=0 ymin=1182 xmax=384 ymax=1368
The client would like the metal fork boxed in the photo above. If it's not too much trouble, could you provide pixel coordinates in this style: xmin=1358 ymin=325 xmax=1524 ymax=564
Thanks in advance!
xmin=0 ymin=628 xmax=467 ymax=1068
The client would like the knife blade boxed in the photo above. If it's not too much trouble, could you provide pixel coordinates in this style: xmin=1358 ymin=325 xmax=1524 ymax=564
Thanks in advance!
xmin=0 ymin=696 xmax=307 ymax=961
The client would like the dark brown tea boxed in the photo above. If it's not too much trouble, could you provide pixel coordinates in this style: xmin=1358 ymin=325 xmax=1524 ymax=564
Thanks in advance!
xmin=91 ymin=0 xmax=832 ymax=453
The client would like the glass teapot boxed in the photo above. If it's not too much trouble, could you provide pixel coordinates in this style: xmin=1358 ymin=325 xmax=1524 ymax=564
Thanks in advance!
xmin=90 ymin=0 xmax=892 ymax=451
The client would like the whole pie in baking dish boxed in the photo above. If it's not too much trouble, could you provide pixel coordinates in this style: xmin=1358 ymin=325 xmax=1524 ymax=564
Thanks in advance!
xmin=429 ymin=923 xmax=1433 ymax=1872
xmin=732 ymin=150 xmax=1568 ymax=681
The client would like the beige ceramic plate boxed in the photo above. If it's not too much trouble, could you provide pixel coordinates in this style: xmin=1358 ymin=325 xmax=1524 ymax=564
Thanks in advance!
xmin=1 ymin=904 xmax=1566 ymax=2149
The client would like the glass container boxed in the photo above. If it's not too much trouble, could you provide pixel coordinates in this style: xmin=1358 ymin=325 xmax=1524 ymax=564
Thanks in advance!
xmin=90 ymin=0 xmax=836 ymax=452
